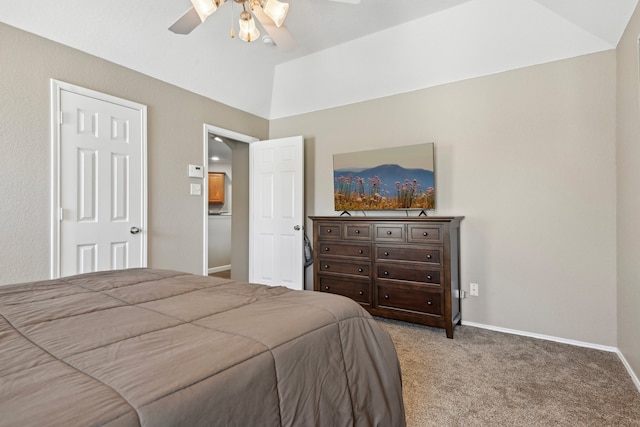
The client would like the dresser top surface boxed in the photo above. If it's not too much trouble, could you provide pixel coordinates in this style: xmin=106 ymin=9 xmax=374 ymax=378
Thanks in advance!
xmin=310 ymin=216 xmax=464 ymax=223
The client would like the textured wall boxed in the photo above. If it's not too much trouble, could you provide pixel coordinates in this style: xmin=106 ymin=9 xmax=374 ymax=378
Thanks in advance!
xmin=270 ymin=52 xmax=618 ymax=346
xmin=0 ymin=23 xmax=268 ymax=285
xmin=616 ymin=3 xmax=640 ymax=385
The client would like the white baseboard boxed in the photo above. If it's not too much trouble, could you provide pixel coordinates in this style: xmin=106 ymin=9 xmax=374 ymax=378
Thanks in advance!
xmin=208 ymin=265 xmax=231 ymax=274
xmin=461 ymin=321 xmax=617 ymax=352
xmin=461 ymin=320 xmax=640 ymax=393
xmin=616 ymin=349 xmax=640 ymax=393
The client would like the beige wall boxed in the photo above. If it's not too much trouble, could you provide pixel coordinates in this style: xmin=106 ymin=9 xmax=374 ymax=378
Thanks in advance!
xmin=230 ymin=141 xmax=250 ymax=281
xmin=0 ymin=23 xmax=267 ymax=285
xmin=616 ymin=4 xmax=640 ymax=382
xmin=271 ymin=51 xmax=618 ymax=346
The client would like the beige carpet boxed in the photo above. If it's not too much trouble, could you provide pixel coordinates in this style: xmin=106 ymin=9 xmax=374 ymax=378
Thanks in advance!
xmin=209 ymin=270 xmax=231 ymax=279
xmin=377 ymin=319 xmax=640 ymax=427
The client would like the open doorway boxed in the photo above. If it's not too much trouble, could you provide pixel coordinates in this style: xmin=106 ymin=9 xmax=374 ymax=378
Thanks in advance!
xmin=202 ymin=125 xmax=305 ymax=289
xmin=206 ymin=135 xmax=233 ymax=278
xmin=202 ymin=124 xmax=258 ymax=280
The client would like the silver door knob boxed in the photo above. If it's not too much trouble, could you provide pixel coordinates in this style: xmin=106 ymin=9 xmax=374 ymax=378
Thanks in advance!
xmin=130 ymin=227 xmax=141 ymax=234
xmin=293 ymin=225 xmax=301 ymax=231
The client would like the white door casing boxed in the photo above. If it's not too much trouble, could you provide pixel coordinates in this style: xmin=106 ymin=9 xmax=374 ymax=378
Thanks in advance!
xmin=51 ymin=80 xmax=147 ymax=278
xmin=202 ymin=124 xmax=258 ymax=277
xmin=249 ymin=136 xmax=304 ymax=290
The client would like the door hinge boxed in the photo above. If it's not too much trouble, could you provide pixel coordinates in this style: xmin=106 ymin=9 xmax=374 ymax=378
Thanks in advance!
xmin=59 ymin=111 xmax=63 ymax=125
xmin=59 ymin=207 xmax=64 ymax=221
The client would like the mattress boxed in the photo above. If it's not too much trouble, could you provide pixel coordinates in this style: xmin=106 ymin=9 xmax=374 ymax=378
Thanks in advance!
xmin=0 ymin=268 xmax=405 ymax=426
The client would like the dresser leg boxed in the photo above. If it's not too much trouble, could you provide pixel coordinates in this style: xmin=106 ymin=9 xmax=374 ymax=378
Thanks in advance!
xmin=445 ymin=324 xmax=454 ymax=339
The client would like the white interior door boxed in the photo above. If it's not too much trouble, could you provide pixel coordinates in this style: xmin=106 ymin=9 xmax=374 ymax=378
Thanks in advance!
xmin=51 ymin=81 xmax=147 ymax=278
xmin=249 ymin=136 xmax=304 ymax=290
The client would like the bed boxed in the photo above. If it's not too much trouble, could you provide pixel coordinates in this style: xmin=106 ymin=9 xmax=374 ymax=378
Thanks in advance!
xmin=0 ymin=268 xmax=405 ymax=427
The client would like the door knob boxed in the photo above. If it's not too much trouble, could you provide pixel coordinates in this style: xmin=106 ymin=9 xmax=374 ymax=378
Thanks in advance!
xmin=130 ymin=227 xmax=141 ymax=234
xmin=294 ymin=225 xmax=301 ymax=231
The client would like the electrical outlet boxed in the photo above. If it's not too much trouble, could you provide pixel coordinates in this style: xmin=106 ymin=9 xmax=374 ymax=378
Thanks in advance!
xmin=470 ymin=282 xmax=479 ymax=297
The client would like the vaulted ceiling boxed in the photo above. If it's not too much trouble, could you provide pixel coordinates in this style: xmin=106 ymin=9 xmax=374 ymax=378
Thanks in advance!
xmin=1 ymin=0 xmax=637 ymax=119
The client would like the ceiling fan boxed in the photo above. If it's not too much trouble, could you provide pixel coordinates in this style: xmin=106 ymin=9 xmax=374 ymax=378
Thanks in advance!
xmin=169 ymin=0 xmax=360 ymax=51
xmin=169 ymin=0 xmax=295 ymax=50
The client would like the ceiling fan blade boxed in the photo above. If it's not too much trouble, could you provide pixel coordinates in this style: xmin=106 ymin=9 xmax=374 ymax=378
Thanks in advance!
xmin=252 ymin=5 xmax=298 ymax=51
xmin=169 ymin=7 xmax=204 ymax=35
xmin=263 ymin=24 xmax=298 ymax=51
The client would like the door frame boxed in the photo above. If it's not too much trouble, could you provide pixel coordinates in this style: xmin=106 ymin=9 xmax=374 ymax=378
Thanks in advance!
xmin=201 ymin=124 xmax=258 ymax=276
xmin=50 ymin=79 xmax=148 ymax=279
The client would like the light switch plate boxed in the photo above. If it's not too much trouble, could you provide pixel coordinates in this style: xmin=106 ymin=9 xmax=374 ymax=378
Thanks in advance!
xmin=190 ymin=183 xmax=202 ymax=196
xmin=188 ymin=164 xmax=204 ymax=178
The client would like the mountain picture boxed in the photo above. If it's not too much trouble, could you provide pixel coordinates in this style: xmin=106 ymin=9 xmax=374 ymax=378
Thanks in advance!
xmin=334 ymin=163 xmax=435 ymax=211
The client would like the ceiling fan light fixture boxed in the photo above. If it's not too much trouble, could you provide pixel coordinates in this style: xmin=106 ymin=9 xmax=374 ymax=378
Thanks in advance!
xmin=191 ymin=0 xmax=224 ymax=22
xmin=238 ymin=10 xmax=260 ymax=42
xmin=262 ymin=0 xmax=289 ymax=27
xmin=169 ymin=0 xmax=294 ymax=47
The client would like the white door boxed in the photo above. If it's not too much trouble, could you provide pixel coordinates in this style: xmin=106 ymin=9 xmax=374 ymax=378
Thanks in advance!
xmin=51 ymin=81 xmax=147 ymax=278
xmin=249 ymin=136 xmax=304 ymax=290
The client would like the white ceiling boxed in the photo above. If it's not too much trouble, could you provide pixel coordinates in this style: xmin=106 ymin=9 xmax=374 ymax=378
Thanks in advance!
xmin=0 ymin=0 xmax=637 ymax=119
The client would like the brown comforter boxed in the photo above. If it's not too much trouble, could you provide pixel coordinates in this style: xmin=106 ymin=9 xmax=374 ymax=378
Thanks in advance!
xmin=0 ymin=268 xmax=405 ymax=426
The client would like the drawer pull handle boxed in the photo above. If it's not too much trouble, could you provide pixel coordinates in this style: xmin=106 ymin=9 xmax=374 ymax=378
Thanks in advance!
xmin=324 ymin=247 xmax=330 ymax=252
xmin=327 ymin=229 xmax=332 ymax=233
xmin=427 ymin=275 xmax=432 ymax=280
xmin=358 ymin=268 xmax=363 ymax=273
xmin=355 ymin=230 xmax=360 ymax=234
xmin=324 ymin=265 xmax=329 ymax=269
xmin=324 ymin=286 xmax=330 ymax=291
xmin=359 ymin=291 xmax=364 ymax=296
xmin=358 ymin=250 xmax=363 ymax=254
xmin=384 ymin=271 xmax=389 ymax=276
xmin=387 ymin=231 xmax=392 ymax=235
xmin=384 ymin=252 xmax=389 ymax=256
xmin=427 ymin=254 xmax=432 ymax=259
xmin=423 ymin=232 xmax=428 ymax=236
xmin=384 ymin=294 xmax=390 ymax=299
xmin=427 ymin=300 xmax=433 ymax=306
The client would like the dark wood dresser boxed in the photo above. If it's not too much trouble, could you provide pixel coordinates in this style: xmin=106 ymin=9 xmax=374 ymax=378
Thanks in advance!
xmin=310 ymin=216 xmax=463 ymax=338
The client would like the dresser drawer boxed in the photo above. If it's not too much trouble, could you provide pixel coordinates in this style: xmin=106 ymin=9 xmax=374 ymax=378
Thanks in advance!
xmin=316 ymin=222 xmax=342 ymax=240
xmin=407 ymin=224 xmax=444 ymax=243
xmin=318 ymin=242 xmax=371 ymax=258
xmin=377 ymin=283 xmax=442 ymax=316
xmin=376 ymin=245 xmax=443 ymax=265
xmin=376 ymin=263 xmax=441 ymax=285
xmin=317 ymin=276 xmax=371 ymax=304
xmin=344 ymin=223 xmax=372 ymax=240
xmin=318 ymin=258 xmax=370 ymax=276
xmin=374 ymin=224 xmax=405 ymax=242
